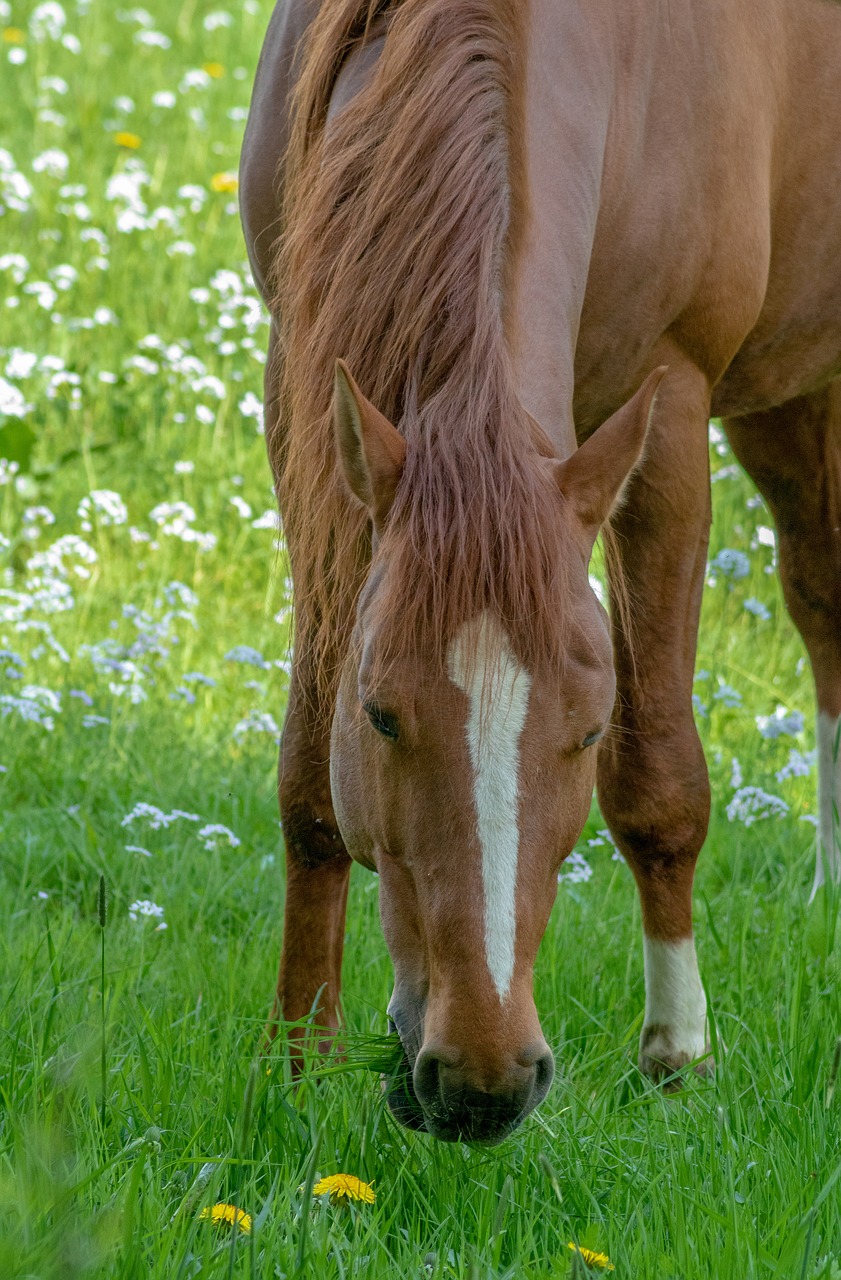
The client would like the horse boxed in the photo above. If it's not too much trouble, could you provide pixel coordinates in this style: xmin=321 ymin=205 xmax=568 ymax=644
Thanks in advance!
xmin=240 ymin=0 xmax=841 ymax=1143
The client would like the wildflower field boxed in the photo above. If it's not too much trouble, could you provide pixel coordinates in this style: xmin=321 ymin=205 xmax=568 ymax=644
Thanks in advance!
xmin=2 ymin=2 xmax=841 ymax=1277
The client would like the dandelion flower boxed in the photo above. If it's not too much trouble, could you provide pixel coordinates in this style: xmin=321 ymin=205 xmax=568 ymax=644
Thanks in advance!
xmin=567 ymin=1243 xmax=614 ymax=1271
xmin=202 ymin=61 xmax=225 ymax=78
xmin=114 ymin=132 xmax=142 ymax=150
xmin=312 ymin=1174 xmax=375 ymax=1205
xmin=199 ymin=1203 xmax=252 ymax=1234
xmin=210 ymin=172 xmax=238 ymax=193
xmin=2 ymin=28 xmax=26 ymax=43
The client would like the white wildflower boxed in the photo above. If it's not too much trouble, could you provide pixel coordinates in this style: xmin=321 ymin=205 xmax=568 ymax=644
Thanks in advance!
xmin=203 ymin=10 xmax=233 ymax=29
xmin=135 ymin=29 xmax=171 ymax=48
xmin=121 ymin=803 xmax=200 ymax=830
xmin=251 ymin=509 xmax=280 ymax=531
xmin=726 ymin=786 xmax=789 ymax=827
xmin=558 ymin=851 xmax=593 ymax=884
xmin=225 ymin=645 xmax=270 ymax=669
xmin=229 ymin=496 xmax=252 ymax=519
xmin=0 ymin=376 xmax=32 ymax=418
xmin=29 ymin=2 xmax=67 ymax=41
xmin=0 ymin=151 xmax=33 ymax=212
xmin=744 ymin=597 xmax=771 ymax=620
xmin=233 ymin=709 xmax=281 ymax=741
xmin=755 ymin=706 xmax=804 ymax=740
xmin=32 ymin=148 xmax=69 ymax=177
xmin=23 ymin=281 xmax=58 ymax=310
xmin=78 ymin=489 xmax=128 ymax=530
xmin=1 ymin=689 xmax=57 ymax=730
xmin=238 ymin=390 xmax=264 ymax=431
xmin=0 ymin=252 xmax=29 ymax=284
xmin=708 ymin=548 xmax=750 ymax=581
xmin=776 ymin=749 xmax=817 ymax=784
xmin=128 ymin=898 xmax=167 ymax=930
xmin=198 ymin=823 xmax=241 ymax=851
xmin=180 ymin=68 xmax=211 ymax=92
xmin=713 ymin=682 xmax=742 ymax=708
xmin=178 ymin=183 xmax=207 ymax=213
xmin=191 ymin=374 xmax=225 ymax=400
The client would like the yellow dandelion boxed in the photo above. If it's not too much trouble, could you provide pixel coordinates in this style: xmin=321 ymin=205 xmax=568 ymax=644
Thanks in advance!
xmin=2 ymin=27 xmax=26 ymax=43
xmin=198 ymin=1202 xmax=252 ymax=1234
xmin=567 ymin=1243 xmax=614 ymax=1271
xmin=210 ymin=172 xmax=238 ymax=193
xmin=312 ymin=1174 xmax=376 ymax=1205
xmin=114 ymin=132 xmax=142 ymax=150
xmin=202 ymin=61 xmax=225 ymax=79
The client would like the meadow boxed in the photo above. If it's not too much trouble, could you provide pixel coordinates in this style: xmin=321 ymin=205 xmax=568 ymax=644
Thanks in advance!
xmin=1 ymin=2 xmax=840 ymax=1276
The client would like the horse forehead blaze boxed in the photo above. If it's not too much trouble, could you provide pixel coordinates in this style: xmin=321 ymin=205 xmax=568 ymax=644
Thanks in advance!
xmin=446 ymin=613 xmax=532 ymax=1003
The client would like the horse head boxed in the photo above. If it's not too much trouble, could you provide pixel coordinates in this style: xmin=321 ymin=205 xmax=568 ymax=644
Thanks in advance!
xmin=328 ymin=361 xmax=665 ymax=1142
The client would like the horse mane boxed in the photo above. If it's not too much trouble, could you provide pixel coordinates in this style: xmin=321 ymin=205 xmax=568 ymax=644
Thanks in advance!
xmin=273 ymin=0 xmax=572 ymax=709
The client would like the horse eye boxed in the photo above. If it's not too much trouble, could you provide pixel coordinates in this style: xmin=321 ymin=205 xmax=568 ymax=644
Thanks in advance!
xmin=582 ymin=729 xmax=604 ymax=749
xmin=363 ymin=702 xmax=399 ymax=741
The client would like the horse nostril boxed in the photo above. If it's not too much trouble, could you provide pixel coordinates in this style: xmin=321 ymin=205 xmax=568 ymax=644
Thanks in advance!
xmin=412 ymin=1046 xmax=455 ymax=1114
xmin=413 ymin=1049 xmax=436 ymax=1107
xmin=533 ymin=1048 xmax=555 ymax=1103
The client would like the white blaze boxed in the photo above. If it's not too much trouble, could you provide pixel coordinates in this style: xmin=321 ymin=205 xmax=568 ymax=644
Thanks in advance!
xmin=813 ymin=711 xmax=841 ymax=898
xmin=447 ymin=614 xmax=531 ymax=1001
xmin=642 ymin=935 xmax=708 ymax=1061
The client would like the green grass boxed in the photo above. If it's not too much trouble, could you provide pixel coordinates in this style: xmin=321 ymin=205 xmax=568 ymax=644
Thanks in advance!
xmin=1 ymin=2 xmax=840 ymax=1276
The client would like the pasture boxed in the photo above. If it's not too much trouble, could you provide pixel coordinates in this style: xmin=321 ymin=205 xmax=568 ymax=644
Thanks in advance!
xmin=1 ymin=1 xmax=840 ymax=1276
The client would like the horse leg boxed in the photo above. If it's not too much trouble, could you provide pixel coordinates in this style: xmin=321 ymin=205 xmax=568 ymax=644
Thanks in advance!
xmin=266 ymin=657 xmax=352 ymax=1051
xmin=724 ymin=384 xmax=841 ymax=896
xmin=596 ymin=356 xmax=713 ymax=1085
xmin=264 ymin=320 xmax=352 ymax=1048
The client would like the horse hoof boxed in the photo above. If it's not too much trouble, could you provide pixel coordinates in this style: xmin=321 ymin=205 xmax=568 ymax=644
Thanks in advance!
xmin=638 ymin=1026 xmax=715 ymax=1090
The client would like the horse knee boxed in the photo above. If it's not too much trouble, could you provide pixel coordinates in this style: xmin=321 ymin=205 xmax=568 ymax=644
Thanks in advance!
xmin=778 ymin=533 xmax=841 ymax=679
xmin=278 ymin=722 xmax=347 ymax=869
xmin=598 ymin=738 xmax=710 ymax=886
xmin=280 ymin=793 xmax=347 ymax=869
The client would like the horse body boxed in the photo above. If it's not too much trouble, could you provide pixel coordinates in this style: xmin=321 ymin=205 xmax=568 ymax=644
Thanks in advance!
xmin=516 ymin=0 xmax=841 ymax=437
xmin=241 ymin=0 xmax=841 ymax=1141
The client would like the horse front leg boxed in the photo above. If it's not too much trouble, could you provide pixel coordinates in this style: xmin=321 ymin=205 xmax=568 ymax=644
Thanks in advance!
xmin=596 ymin=352 xmax=713 ymax=1086
xmin=267 ymin=661 xmax=352 ymax=1056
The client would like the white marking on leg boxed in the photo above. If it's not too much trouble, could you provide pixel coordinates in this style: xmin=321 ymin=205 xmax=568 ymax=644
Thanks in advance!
xmin=812 ymin=711 xmax=841 ymax=899
xmin=447 ymin=614 xmax=531 ymax=1002
xmin=642 ymin=935 xmax=707 ymax=1064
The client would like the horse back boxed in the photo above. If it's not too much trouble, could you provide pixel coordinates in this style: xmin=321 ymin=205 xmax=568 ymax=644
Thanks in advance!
xmin=240 ymin=0 xmax=316 ymax=299
xmin=242 ymin=0 xmax=841 ymax=423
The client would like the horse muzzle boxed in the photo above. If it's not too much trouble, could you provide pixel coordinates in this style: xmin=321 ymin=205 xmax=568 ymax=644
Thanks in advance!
xmin=411 ymin=1040 xmax=554 ymax=1143
xmin=384 ymin=1001 xmax=554 ymax=1143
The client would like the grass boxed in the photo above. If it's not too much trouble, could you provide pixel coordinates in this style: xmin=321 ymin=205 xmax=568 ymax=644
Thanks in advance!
xmin=1 ymin=1 xmax=840 ymax=1276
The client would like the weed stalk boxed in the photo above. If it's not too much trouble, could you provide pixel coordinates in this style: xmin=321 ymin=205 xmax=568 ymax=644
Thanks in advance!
xmin=98 ymin=873 xmax=107 ymax=1132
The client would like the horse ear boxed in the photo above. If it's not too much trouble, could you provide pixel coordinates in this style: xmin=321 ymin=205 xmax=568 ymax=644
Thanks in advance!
xmin=333 ymin=359 xmax=406 ymax=528
xmin=555 ymin=367 xmax=668 ymax=546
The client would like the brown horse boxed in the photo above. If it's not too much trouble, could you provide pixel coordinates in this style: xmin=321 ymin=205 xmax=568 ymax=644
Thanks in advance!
xmin=240 ymin=0 xmax=841 ymax=1143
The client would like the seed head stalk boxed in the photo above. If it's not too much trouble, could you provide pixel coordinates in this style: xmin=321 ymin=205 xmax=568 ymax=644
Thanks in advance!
xmin=98 ymin=874 xmax=107 ymax=1131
